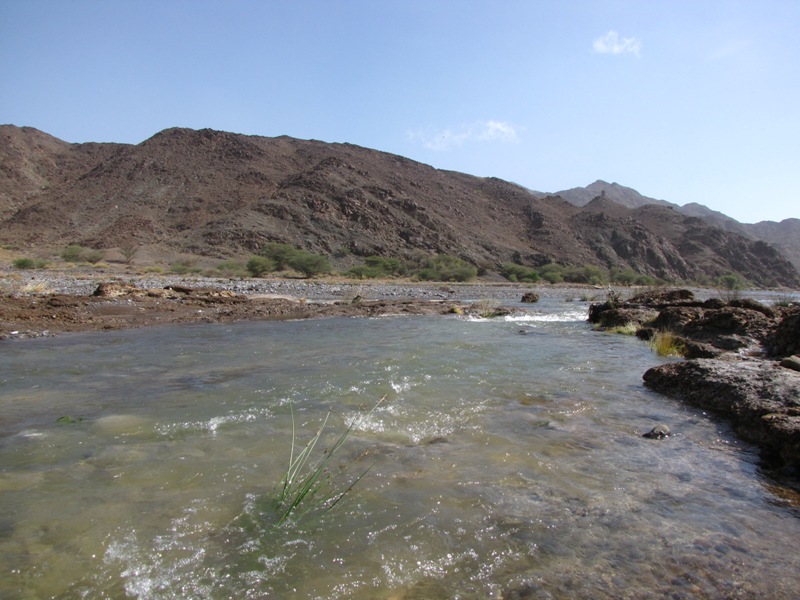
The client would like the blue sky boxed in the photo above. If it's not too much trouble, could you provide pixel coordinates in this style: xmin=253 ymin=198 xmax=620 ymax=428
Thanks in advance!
xmin=2 ymin=0 xmax=798 ymax=223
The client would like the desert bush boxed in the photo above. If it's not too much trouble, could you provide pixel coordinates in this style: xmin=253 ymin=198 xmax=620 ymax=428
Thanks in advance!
xmin=563 ymin=265 xmax=607 ymax=285
xmin=215 ymin=260 xmax=249 ymax=278
xmin=61 ymin=244 xmax=105 ymax=264
xmin=61 ymin=245 xmax=84 ymax=263
xmin=287 ymin=250 xmax=331 ymax=278
xmin=415 ymin=255 xmax=477 ymax=282
xmin=119 ymin=244 xmax=139 ymax=264
xmin=500 ymin=263 xmax=540 ymax=283
xmin=245 ymin=256 xmax=276 ymax=277
xmin=169 ymin=261 xmax=201 ymax=274
xmin=347 ymin=256 xmax=406 ymax=279
xmin=12 ymin=257 xmax=49 ymax=269
xmin=538 ymin=263 xmax=564 ymax=284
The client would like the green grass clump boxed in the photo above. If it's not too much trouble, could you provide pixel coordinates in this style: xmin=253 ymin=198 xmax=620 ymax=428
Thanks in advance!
xmin=605 ymin=322 xmax=638 ymax=335
xmin=273 ymin=396 xmax=385 ymax=525
xmin=649 ymin=331 xmax=685 ymax=357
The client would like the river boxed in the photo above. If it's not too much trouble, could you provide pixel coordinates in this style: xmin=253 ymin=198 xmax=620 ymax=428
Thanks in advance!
xmin=1 ymin=297 xmax=799 ymax=598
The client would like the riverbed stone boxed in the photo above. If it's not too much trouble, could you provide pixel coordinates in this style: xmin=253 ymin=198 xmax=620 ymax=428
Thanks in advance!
xmin=520 ymin=292 xmax=540 ymax=303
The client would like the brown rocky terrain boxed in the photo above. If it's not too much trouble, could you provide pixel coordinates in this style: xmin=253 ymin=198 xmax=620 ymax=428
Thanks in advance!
xmin=558 ymin=179 xmax=800 ymax=274
xmin=1 ymin=125 xmax=798 ymax=287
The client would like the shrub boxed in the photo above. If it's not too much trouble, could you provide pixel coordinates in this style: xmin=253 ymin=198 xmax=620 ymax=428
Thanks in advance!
xmin=61 ymin=244 xmax=84 ymax=263
xmin=346 ymin=265 xmax=383 ymax=280
xmin=12 ymin=257 xmax=48 ymax=269
xmin=538 ymin=263 xmax=564 ymax=284
xmin=365 ymin=256 xmax=405 ymax=276
xmin=246 ymin=256 xmax=276 ymax=277
xmin=61 ymin=244 xmax=104 ymax=264
xmin=563 ymin=265 xmax=607 ymax=285
xmin=169 ymin=261 xmax=201 ymax=274
xmin=347 ymin=256 xmax=406 ymax=279
xmin=501 ymin=263 xmax=540 ymax=283
xmin=216 ymin=260 xmax=249 ymax=278
xmin=415 ymin=255 xmax=477 ymax=282
xmin=287 ymin=251 xmax=331 ymax=278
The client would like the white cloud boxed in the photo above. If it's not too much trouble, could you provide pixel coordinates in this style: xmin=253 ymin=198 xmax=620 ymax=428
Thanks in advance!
xmin=408 ymin=120 xmax=520 ymax=151
xmin=593 ymin=30 xmax=641 ymax=57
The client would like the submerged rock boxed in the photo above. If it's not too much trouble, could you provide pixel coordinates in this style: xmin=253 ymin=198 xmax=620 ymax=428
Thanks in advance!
xmin=643 ymin=424 xmax=671 ymax=439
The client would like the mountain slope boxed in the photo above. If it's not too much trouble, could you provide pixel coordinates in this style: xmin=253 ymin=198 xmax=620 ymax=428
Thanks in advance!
xmin=558 ymin=179 xmax=800 ymax=273
xmin=1 ymin=125 xmax=798 ymax=287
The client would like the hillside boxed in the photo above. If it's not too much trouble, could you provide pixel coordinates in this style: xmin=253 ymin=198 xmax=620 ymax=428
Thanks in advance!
xmin=1 ymin=125 xmax=798 ymax=287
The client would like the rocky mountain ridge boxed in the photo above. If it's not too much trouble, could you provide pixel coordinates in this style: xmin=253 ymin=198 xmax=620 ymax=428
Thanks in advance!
xmin=556 ymin=179 xmax=800 ymax=273
xmin=1 ymin=124 xmax=798 ymax=287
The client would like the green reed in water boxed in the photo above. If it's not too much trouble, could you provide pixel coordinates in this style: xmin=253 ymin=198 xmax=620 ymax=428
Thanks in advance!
xmin=273 ymin=395 xmax=386 ymax=525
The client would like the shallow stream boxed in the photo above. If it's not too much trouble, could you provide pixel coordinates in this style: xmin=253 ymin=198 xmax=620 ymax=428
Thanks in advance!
xmin=2 ymin=299 xmax=799 ymax=598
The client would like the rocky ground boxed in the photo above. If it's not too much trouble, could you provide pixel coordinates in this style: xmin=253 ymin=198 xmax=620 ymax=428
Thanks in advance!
xmin=590 ymin=288 xmax=800 ymax=472
xmin=0 ymin=269 xmax=570 ymax=339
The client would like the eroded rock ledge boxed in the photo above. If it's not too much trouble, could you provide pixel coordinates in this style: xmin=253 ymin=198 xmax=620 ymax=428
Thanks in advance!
xmin=643 ymin=358 xmax=800 ymax=467
xmin=590 ymin=288 xmax=800 ymax=470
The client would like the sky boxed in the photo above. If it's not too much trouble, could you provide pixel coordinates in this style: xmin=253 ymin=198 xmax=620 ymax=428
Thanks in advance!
xmin=1 ymin=0 xmax=798 ymax=224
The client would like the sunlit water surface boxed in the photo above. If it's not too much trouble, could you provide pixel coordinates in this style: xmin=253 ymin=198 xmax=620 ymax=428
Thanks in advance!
xmin=2 ymin=299 xmax=799 ymax=599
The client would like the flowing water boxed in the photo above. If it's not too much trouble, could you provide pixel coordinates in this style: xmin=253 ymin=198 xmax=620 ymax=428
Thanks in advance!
xmin=1 ymin=299 xmax=799 ymax=599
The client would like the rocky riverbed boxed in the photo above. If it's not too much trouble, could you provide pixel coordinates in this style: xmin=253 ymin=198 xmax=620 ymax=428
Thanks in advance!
xmin=0 ymin=269 xmax=570 ymax=339
xmin=590 ymin=288 xmax=800 ymax=472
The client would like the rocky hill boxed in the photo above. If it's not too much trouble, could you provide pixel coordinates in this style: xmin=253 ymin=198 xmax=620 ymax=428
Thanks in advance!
xmin=557 ymin=180 xmax=800 ymax=274
xmin=1 ymin=125 xmax=798 ymax=287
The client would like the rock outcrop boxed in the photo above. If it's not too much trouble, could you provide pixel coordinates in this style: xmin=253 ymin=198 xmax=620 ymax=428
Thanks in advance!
xmin=591 ymin=290 xmax=800 ymax=470
xmin=643 ymin=358 xmax=800 ymax=468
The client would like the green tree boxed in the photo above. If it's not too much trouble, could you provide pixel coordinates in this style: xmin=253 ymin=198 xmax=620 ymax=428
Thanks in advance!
xmin=261 ymin=243 xmax=299 ymax=271
xmin=246 ymin=256 xmax=276 ymax=277
xmin=288 ymin=251 xmax=331 ymax=278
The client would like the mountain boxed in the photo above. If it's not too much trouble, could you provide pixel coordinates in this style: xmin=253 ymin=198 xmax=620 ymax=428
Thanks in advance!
xmin=558 ymin=180 xmax=800 ymax=273
xmin=555 ymin=180 xmax=675 ymax=210
xmin=1 ymin=125 xmax=798 ymax=287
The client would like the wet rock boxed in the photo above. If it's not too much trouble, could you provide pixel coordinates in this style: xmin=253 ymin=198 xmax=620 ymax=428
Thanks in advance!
xmin=643 ymin=424 xmax=671 ymax=439
xmin=590 ymin=307 xmax=658 ymax=329
xmin=643 ymin=358 xmax=800 ymax=468
xmin=628 ymin=288 xmax=695 ymax=306
xmin=780 ymin=355 xmax=800 ymax=372
xmin=520 ymin=292 xmax=540 ymax=303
